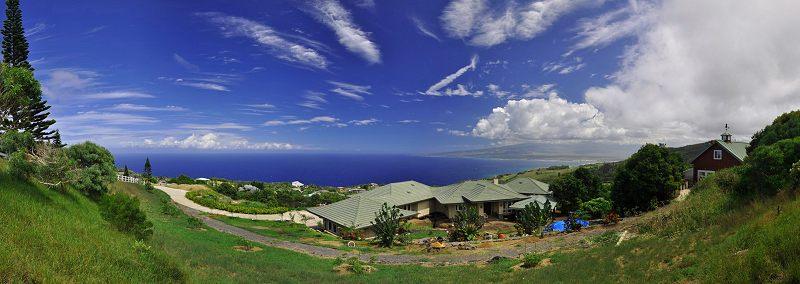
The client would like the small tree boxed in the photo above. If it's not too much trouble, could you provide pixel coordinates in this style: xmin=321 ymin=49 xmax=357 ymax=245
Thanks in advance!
xmin=611 ymin=144 xmax=684 ymax=214
xmin=578 ymin=197 xmax=612 ymax=219
xmin=123 ymin=165 xmax=129 ymax=176
xmin=514 ymin=201 xmax=553 ymax=238
xmin=67 ymin=142 xmax=117 ymax=198
xmin=143 ymin=157 xmax=152 ymax=178
xmin=371 ymin=203 xmax=402 ymax=247
xmin=450 ymin=206 xmax=486 ymax=241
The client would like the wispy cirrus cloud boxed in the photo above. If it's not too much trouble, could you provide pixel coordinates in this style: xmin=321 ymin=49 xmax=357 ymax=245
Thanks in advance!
xmin=441 ymin=0 xmax=602 ymax=47
xmin=306 ymin=0 xmax=381 ymax=64
xmin=200 ymin=12 xmax=329 ymax=70
xmin=328 ymin=81 xmax=371 ymax=101
xmin=411 ymin=16 xmax=441 ymax=41
xmin=107 ymin=104 xmax=186 ymax=112
xmin=424 ymin=55 xmax=479 ymax=96
xmin=178 ymin=123 xmax=253 ymax=131
xmin=42 ymin=69 xmax=155 ymax=100
xmin=566 ymin=0 xmax=656 ymax=55
xmin=348 ymin=118 xmax=379 ymax=126
xmin=298 ymin=91 xmax=328 ymax=109
xmin=175 ymin=80 xmax=229 ymax=92
xmin=173 ymin=53 xmax=200 ymax=72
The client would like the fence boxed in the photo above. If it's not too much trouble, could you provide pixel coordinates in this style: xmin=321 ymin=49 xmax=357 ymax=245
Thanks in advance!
xmin=117 ymin=174 xmax=142 ymax=184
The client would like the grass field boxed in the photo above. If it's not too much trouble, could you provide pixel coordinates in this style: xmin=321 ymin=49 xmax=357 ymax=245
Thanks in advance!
xmin=3 ymin=158 xmax=799 ymax=283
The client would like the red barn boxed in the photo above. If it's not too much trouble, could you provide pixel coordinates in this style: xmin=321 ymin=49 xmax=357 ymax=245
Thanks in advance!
xmin=690 ymin=127 xmax=748 ymax=183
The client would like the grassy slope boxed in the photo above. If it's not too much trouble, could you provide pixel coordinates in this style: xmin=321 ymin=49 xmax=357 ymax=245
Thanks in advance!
xmin=3 ymin=157 xmax=798 ymax=283
xmin=0 ymin=161 xmax=183 ymax=283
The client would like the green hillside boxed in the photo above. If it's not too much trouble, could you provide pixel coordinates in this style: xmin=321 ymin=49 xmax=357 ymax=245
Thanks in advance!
xmin=3 ymin=154 xmax=799 ymax=283
xmin=667 ymin=141 xmax=712 ymax=163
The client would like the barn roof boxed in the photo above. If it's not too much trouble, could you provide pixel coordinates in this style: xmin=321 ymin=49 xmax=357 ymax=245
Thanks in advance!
xmin=691 ymin=140 xmax=749 ymax=163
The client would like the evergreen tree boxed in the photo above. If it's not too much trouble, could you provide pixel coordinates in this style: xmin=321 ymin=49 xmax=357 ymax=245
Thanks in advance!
xmin=143 ymin=158 xmax=152 ymax=178
xmin=2 ymin=0 xmax=32 ymax=70
xmin=123 ymin=165 xmax=129 ymax=177
xmin=51 ymin=129 xmax=65 ymax=148
xmin=21 ymin=99 xmax=55 ymax=140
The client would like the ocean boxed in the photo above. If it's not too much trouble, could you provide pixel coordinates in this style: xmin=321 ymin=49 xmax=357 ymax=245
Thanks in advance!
xmin=113 ymin=153 xmax=567 ymax=187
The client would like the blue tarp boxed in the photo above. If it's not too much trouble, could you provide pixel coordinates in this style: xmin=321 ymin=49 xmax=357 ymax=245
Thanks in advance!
xmin=544 ymin=220 xmax=590 ymax=232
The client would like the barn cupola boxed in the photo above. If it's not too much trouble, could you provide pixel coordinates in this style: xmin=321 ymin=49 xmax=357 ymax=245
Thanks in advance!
xmin=721 ymin=124 xmax=732 ymax=142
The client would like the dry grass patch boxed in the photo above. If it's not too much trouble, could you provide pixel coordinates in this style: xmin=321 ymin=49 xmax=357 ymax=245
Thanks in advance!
xmin=233 ymin=246 xmax=263 ymax=252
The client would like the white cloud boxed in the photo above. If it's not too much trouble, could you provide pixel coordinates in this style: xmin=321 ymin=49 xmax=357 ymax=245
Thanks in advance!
xmin=264 ymin=116 xmax=339 ymax=126
xmin=472 ymin=93 xmax=627 ymax=142
xmin=307 ymin=0 xmax=381 ymax=64
xmin=328 ymin=81 xmax=371 ymax=101
xmin=398 ymin=119 xmax=420 ymax=123
xmin=201 ymin=12 xmax=329 ymax=70
xmin=425 ymin=55 xmax=478 ymax=96
xmin=474 ymin=0 xmax=800 ymax=145
xmin=178 ymin=123 xmax=253 ymax=131
xmin=154 ymin=132 xmax=297 ymax=150
xmin=108 ymin=104 xmax=186 ymax=112
xmin=448 ymin=129 xmax=469 ymax=136
xmin=542 ymin=57 xmax=585 ymax=74
xmin=569 ymin=0 xmax=656 ymax=53
xmin=175 ymin=81 xmax=229 ymax=92
xmin=240 ymin=103 xmax=275 ymax=109
xmin=83 ymin=91 xmax=155 ymax=100
xmin=442 ymin=84 xmax=483 ymax=97
xmin=173 ymin=53 xmax=200 ymax=72
xmin=411 ymin=16 xmax=441 ymax=41
xmin=348 ymin=118 xmax=379 ymax=126
xmin=486 ymin=84 xmax=509 ymax=98
xmin=441 ymin=0 xmax=602 ymax=47
xmin=58 ymin=111 xmax=159 ymax=125
xmin=298 ymin=91 xmax=328 ymax=109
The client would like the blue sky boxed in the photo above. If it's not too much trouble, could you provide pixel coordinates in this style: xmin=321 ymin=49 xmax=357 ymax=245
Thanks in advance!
xmin=20 ymin=0 xmax=800 ymax=154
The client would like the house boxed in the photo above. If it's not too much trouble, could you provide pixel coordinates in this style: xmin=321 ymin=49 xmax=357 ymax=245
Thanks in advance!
xmin=691 ymin=125 xmax=748 ymax=183
xmin=307 ymin=178 xmax=556 ymax=236
xmin=291 ymin=181 xmax=304 ymax=188
xmin=195 ymin=177 xmax=211 ymax=182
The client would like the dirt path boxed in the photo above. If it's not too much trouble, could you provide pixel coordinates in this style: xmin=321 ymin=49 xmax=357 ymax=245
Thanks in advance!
xmin=156 ymin=185 xmax=320 ymax=226
xmin=174 ymin=201 xmax=621 ymax=265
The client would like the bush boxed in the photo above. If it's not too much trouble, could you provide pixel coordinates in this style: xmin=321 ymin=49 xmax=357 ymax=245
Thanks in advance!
xmin=215 ymin=182 xmax=237 ymax=197
xmin=160 ymin=196 xmax=182 ymax=217
xmin=67 ymin=142 xmax=116 ymax=198
xmin=187 ymin=216 xmax=203 ymax=229
xmin=578 ymin=197 xmax=612 ymax=219
xmin=98 ymin=193 xmax=153 ymax=240
xmin=550 ymin=167 xmax=602 ymax=213
xmin=522 ymin=252 xmax=545 ymax=268
xmin=143 ymin=183 xmax=155 ymax=193
xmin=185 ymin=189 xmax=289 ymax=214
xmin=738 ymin=137 xmax=800 ymax=195
xmin=7 ymin=150 xmax=33 ymax=180
xmin=0 ymin=130 xmax=34 ymax=154
xmin=450 ymin=206 xmax=485 ymax=241
xmin=169 ymin=174 xmax=195 ymax=185
xmin=748 ymin=110 xmax=800 ymax=153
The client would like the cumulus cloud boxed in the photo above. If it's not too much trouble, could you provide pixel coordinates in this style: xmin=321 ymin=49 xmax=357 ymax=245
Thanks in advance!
xmin=474 ymin=0 xmax=800 ymax=145
xmin=441 ymin=0 xmax=602 ymax=47
xmin=154 ymin=132 xmax=297 ymax=150
xmin=425 ymin=55 xmax=478 ymax=96
xmin=200 ymin=12 xmax=329 ymax=70
xmin=473 ymin=93 xmax=627 ymax=142
xmin=307 ymin=0 xmax=381 ymax=64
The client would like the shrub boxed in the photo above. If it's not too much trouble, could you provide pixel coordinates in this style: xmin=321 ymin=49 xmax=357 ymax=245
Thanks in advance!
xmin=522 ymin=252 xmax=545 ymax=268
xmin=747 ymin=110 xmax=800 ymax=153
xmin=7 ymin=150 xmax=33 ymax=180
xmin=143 ymin=182 xmax=155 ymax=193
xmin=578 ymin=197 xmax=612 ymax=219
xmin=371 ymin=203 xmax=402 ymax=247
xmin=450 ymin=206 xmax=485 ymax=241
xmin=738 ymin=137 xmax=800 ymax=195
xmin=185 ymin=190 xmax=289 ymax=214
xmin=563 ymin=213 xmax=583 ymax=232
xmin=169 ymin=174 xmax=195 ymax=185
xmin=67 ymin=142 xmax=116 ymax=198
xmin=98 ymin=193 xmax=153 ymax=240
xmin=187 ymin=216 xmax=204 ymax=229
xmin=514 ymin=201 xmax=552 ymax=237
xmin=215 ymin=182 xmax=237 ymax=197
xmin=340 ymin=225 xmax=365 ymax=241
xmin=160 ymin=197 xmax=182 ymax=217
xmin=235 ymin=237 xmax=254 ymax=250
xmin=0 ymin=130 xmax=34 ymax=154
xmin=28 ymin=143 xmax=77 ymax=190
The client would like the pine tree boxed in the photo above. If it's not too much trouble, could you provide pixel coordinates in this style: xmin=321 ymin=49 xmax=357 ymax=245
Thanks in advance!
xmin=22 ymin=99 xmax=55 ymax=140
xmin=2 ymin=0 xmax=32 ymax=70
xmin=51 ymin=129 xmax=65 ymax=148
xmin=143 ymin=158 xmax=152 ymax=178
xmin=123 ymin=165 xmax=129 ymax=177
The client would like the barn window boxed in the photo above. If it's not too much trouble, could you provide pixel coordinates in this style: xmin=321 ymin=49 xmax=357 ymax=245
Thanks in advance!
xmin=713 ymin=150 xmax=722 ymax=160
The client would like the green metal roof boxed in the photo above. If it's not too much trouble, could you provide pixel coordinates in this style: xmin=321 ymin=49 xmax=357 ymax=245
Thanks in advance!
xmin=504 ymin=177 xmax=550 ymax=195
xmin=432 ymin=180 xmax=528 ymax=204
xmin=355 ymin=180 xmax=433 ymax=206
xmin=306 ymin=195 xmax=417 ymax=229
xmin=717 ymin=140 xmax=748 ymax=162
xmin=509 ymin=195 xmax=557 ymax=210
xmin=691 ymin=140 xmax=749 ymax=163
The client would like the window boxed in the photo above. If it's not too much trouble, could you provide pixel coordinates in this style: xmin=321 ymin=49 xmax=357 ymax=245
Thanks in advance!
xmin=454 ymin=204 xmax=466 ymax=212
xmin=698 ymin=170 xmax=715 ymax=180
xmin=713 ymin=150 xmax=722 ymax=160
xmin=400 ymin=204 xmax=414 ymax=211
xmin=499 ymin=202 xmax=512 ymax=214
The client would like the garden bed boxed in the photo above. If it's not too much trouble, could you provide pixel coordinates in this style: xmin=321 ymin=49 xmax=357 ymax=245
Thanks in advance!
xmin=186 ymin=189 xmax=289 ymax=214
